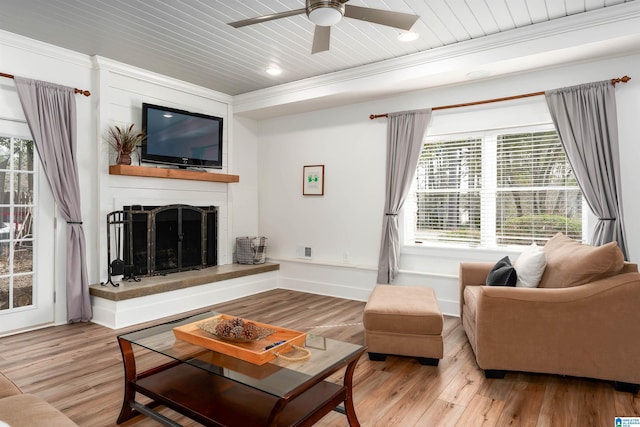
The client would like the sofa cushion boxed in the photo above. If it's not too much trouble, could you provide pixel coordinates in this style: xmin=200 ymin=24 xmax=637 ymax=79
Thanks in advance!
xmin=486 ymin=256 xmax=517 ymax=286
xmin=538 ymin=232 xmax=624 ymax=288
xmin=363 ymin=285 xmax=442 ymax=335
xmin=0 ymin=394 xmax=78 ymax=426
xmin=463 ymin=286 xmax=482 ymax=320
xmin=514 ymin=243 xmax=547 ymax=288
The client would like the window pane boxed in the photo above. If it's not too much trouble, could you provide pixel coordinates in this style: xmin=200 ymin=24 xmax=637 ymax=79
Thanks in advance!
xmin=0 ymin=276 xmax=8 ymax=310
xmin=14 ymin=246 xmax=33 ymax=274
xmin=14 ymin=172 xmax=34 ymax=205
xmin=496 ymin=131 xmax=581 ymax=244
xmin=15 ymin=207 xmax=33 ymax=240
xmin=414 ymin=138 xmax=482 ymax=244
xmin=415 ymin=191 xmax=481 ymax=244
xmin=13 ymin=274 xmax=32 ymax=308
xmin=415 ymin=139 xmax=482 ymax=190
xmin=14 ymin=139 xmax=34 ymax=172
xmin=496 ymin=189 xmax=583 ymax=245
xmin=0 ymin=138 xmax=10 ymax=170
xmin=0 ymin=243 xmax=9 ymax=274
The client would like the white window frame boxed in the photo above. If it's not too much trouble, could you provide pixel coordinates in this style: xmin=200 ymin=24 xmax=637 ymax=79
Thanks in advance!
xmin=403 ymin=123 xmax=587 ymax=250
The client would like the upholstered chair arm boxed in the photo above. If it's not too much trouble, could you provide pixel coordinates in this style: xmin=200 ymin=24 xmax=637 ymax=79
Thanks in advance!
xmin=459 ymin=262 xmax=494 ymax=321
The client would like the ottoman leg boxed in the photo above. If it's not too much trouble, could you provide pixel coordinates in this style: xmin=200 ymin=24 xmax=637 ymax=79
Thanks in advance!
xmin=368 ymin=352 xmax=387 ymax=362
xmin=418 ymin=357 xmax=439 ymax=366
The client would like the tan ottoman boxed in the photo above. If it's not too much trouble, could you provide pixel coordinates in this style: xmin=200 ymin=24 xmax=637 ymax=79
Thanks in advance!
xmin=363 ymin=285 xmax=443 ymax=366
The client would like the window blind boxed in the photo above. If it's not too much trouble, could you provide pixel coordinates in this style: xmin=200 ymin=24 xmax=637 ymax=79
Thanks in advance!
xmin=496 ymin=131 xmax=582 ymax=245
xmin=406 ymin=125 xmax=583 ymax=247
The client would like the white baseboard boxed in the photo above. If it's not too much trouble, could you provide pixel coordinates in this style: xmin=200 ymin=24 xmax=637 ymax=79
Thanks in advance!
xmin=275 ymin=259 xmax=461 ymax=317
xmin=90 ymin=261 xmax=462 ymax=330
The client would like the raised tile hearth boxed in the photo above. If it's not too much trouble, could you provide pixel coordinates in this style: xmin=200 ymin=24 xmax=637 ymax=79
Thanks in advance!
xmin=89 ymin=263 xmax=279 ymax=329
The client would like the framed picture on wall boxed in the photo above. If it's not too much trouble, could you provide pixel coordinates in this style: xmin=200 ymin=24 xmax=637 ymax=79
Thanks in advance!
xmin=303 ymin=165 xmax=324 ymax=196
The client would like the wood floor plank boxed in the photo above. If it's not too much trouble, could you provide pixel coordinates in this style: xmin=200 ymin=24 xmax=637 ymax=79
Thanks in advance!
xmin=0 ymin=289 xmax=636 ymax=426
xmin=414 ymin=398 xmax=466 ymax=426
xmin=456 ymin=394 xmax=506 ymax=426
xmin=615 ymin=392 xmax=640 ymax=417
xmin=496 ymin=381 xmax=546 ymax=427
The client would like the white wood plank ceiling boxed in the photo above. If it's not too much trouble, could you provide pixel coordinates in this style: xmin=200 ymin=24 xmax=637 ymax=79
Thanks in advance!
xmin=0 ymin=0 xmax=635 ymax=96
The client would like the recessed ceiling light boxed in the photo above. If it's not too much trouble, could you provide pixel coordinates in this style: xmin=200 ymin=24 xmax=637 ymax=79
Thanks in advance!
xmin=163 ymin=114 xmax=173 ymax=118
xmin=266 ymin=66 xmax=282 ymax=76
xmin=398 ymin=31 xmax=419 ymax=42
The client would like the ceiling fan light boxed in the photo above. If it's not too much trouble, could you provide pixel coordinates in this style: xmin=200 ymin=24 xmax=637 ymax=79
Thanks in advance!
xmin=307 ymin=1 xmax=344 ymax=26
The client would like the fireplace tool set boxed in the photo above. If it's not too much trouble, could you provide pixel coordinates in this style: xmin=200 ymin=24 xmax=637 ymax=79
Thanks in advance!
xmin=104 ymin=210 xmax=140 ymax=286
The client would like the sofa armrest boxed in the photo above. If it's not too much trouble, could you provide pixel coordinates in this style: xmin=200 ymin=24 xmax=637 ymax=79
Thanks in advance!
xmin=459 ymin=262 xmax=494 ymax=321
xmin=620 ymin=261 xmax=638 ymax=274
xmin=473 ymin=272 xmax=640 ymax=383
xmin=0 ymin=372 xmax=22 ymax=399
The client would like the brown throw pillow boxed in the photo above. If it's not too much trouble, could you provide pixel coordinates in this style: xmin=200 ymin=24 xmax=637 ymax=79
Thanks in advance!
xmin=537 ymin=232 xmax=624 ymax=288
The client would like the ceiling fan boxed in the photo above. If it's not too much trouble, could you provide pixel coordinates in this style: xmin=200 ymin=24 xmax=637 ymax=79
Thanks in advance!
xmin=228 ymin=0 xmax=420 ymax=54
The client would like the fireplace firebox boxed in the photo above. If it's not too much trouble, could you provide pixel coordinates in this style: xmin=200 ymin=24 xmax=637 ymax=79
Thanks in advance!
xmin=106 ymin=205 xmax=217 ymax=282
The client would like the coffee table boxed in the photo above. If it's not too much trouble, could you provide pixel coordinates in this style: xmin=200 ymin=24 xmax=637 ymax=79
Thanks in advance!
xmin=116 ymin=311 xmax=366 ymax=426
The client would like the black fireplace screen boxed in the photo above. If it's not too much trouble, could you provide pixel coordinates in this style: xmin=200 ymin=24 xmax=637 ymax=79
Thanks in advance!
xmin=111 ymin=204 xmax=217 ymax=278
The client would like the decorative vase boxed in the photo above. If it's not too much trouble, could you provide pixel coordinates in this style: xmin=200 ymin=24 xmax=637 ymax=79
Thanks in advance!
xmin=117 ymin=152 xmax=132 ymax=165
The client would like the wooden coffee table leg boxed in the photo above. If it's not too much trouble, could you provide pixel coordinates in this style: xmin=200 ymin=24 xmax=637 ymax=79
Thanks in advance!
xmin=117 ymin=337 xmax=138 ymax=424
xmin=343 ymin=357 xmax=361 ymax=427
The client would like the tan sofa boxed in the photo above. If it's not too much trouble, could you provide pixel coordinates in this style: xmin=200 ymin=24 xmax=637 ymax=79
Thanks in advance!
xmin=459 ymin=233 xmax=640 ymax=391
xmin=0 ymin=371 xmax=78 ymax=426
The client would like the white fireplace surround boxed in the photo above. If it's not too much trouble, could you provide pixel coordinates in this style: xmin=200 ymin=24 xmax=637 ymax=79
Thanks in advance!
xmin=91 ymin=193 xmax=248 ymax=329
xmin=99 ymin=195 xmax=230 ymax=284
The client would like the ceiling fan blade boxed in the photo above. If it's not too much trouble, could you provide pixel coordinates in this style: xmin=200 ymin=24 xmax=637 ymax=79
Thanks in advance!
xmin=344 ymin=5 xmax=419 ymax=31
xmin=228 ymin=8 xmax=306 ymax=28
xmin=311 ymin=25 xmax=331 ymax=54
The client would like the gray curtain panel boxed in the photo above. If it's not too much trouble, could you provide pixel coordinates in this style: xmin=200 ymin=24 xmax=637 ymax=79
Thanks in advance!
xmin=376 ymin=109 xmax=432 ymax=284
xmin=14 ymin=77 xmax=92 ymax=322
xmin=545 ymin=80 xmax=629 ymax=259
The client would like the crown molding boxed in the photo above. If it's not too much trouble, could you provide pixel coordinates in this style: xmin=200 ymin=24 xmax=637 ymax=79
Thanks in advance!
xmin=0 ymin=29 xmax=92 ymax=70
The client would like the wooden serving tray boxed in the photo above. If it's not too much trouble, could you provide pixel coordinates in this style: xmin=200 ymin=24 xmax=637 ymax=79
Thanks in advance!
xmin=173 ymin=314 xmax=307 ymax=365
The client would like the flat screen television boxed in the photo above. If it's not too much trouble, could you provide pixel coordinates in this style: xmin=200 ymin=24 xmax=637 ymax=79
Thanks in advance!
xmin=141 ymin=103 xmax=223 ymax=169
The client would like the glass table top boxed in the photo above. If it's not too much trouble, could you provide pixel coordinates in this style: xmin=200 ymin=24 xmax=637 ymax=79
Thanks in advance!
xmin=118 ymin=311 xmax=364 ymax=398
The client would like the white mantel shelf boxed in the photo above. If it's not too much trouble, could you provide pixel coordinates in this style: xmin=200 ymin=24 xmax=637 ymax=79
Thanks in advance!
xmin=109 ymin=164 xmax=240 ymax=183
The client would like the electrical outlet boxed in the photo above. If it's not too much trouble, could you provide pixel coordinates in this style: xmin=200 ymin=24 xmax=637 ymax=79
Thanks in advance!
xmin=297 ymin=246 xmax=312 ymax=259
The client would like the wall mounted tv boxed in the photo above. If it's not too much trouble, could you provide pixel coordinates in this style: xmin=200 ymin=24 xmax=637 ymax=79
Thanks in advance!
xmin=141 ymin=103 xmax=223 ymax=169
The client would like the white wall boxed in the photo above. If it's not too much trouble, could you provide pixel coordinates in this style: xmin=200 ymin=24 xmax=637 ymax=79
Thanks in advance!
xmin=230 ymin=116 xmax=260 ymax=250
xmin=257 ymin=53 xmax=640 ymax=315
xmin=258 ymin=105 xmax=386 ymax=268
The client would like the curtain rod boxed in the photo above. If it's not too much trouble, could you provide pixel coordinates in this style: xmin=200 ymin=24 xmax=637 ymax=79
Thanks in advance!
xmin=0 ymin=72 xmax=91 ymax=97
xmin=369 ymin=75 xmax=631 ymax=120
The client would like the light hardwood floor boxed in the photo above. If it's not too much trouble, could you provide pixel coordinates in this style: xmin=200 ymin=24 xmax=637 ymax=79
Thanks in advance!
xmin=0 ymin=289 xmax=639 ymax=426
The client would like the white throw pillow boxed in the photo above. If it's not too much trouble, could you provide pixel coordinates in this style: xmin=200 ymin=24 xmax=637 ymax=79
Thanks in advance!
xmin=514 ymin=243 xmax=547 ymax=288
